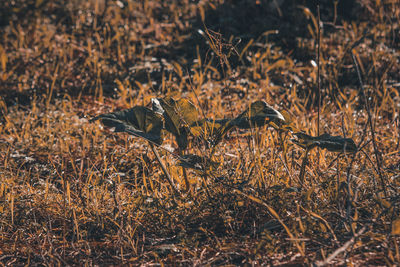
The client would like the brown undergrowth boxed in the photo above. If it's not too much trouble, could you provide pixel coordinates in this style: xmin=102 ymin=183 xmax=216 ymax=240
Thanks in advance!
xmin=0 ymin=0 xmax=399 ymax=265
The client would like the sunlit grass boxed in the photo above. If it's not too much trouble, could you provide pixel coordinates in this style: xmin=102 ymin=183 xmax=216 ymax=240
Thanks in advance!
xmin=0 ymin=0 xmax=399 ymax=265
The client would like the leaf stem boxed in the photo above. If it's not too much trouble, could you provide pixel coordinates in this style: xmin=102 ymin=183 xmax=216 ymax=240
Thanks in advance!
xmin=179 ymin=149 xmax=191 ymax=194
xmin=299 ymin=147 xmax=310 ymax=186
xmin=149 ymin=142 xmax=180 ymax=194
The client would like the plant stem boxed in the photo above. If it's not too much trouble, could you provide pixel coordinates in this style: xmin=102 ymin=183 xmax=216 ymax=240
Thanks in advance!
xmin=149 ymin=142 xmax=180 ymax=194
xmin=299 ymin=147 xmax=311 ymax=186
xmin=202 ymin=175 xmax=212 ymax=199
xmin=179 ymin=149 xmax=191 ymax=194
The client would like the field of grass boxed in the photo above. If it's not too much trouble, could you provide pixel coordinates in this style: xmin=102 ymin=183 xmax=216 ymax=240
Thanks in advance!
xmin=0 ymin=0 xmax=399 ymax=265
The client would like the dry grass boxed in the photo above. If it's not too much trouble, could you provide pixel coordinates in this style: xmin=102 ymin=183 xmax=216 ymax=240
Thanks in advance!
xmin=0 ymin=0 xmax=399 ymax=265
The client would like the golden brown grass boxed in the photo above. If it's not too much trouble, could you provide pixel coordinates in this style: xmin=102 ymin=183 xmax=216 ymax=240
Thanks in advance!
xmin=0 ymin=0 xmax=399 ymax=265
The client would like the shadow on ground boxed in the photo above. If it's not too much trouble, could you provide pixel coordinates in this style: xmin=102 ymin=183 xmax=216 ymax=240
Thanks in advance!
xmin=0 ymin=0 xmax=362 ymax=106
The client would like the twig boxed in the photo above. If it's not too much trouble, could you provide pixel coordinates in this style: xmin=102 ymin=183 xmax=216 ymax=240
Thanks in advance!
xmin=314 ymin=226 xmax=367 ymax=266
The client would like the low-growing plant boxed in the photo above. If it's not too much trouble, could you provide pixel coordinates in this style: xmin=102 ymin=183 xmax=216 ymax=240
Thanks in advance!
xmin=90 ymin=105 xmax=180 ymax=193
xmin=90 ymin=97 xmax=357 ymax=196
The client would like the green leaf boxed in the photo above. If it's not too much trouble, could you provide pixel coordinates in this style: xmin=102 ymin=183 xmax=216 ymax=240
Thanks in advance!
xmin=291 ymin=133 xmax=358 ymax=153
xmin=189 ymin=101 xmax=285 ymax=147
xmin=231 ymin=100 xmax=285 ymax=129
xmin=155 ymin=97 xmax=199 ymax=150
xmin=177 ymin=154 xmax=220 ymax=173
xmin=90 ymin=106 xmax=163 ymax=145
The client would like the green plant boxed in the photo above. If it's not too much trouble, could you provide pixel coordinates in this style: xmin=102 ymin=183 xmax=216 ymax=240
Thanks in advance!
xmin=90 ymin=105 xmax=179 ymax=193
xmin=91 ymin=97 xmax=357 ymax=195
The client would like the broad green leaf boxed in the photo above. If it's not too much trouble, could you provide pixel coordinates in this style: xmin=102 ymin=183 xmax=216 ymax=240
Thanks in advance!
xmin=291 ymin=133 xmax=357 ymax=153
xmin=90 ymin=106 xmax=163 ymax=145
xmin=189 ymin=101 xmax=286 ymax=147
xmin=155 ymin=97 xmax=199 ymax=149
xmin=177 ymin=154 xmax=219 ymax=173
xmin=231 ymin=100 xmax=285 ymax=129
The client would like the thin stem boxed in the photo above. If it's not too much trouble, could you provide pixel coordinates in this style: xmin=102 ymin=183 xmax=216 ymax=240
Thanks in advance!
xmin=299 ymin=147 xmax=311 ymax=187
xmin=149 ymin=142 xmax=180 ymax=194
xmin=346 ymin=153 xmax=357 ymax=236
xmin=351 ymin=52 xmax=387 ymax=197
xmin=317 ymin=3 xmax=321 ymax=167
xmin=202 ymin=175 xmax=212 ymax=199
xmin=179 ymin=149 xmax=191 ymax=194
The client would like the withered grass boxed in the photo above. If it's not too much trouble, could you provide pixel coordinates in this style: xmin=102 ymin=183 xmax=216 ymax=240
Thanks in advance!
xmin=0 ymin=0 xmax=399 ymax=265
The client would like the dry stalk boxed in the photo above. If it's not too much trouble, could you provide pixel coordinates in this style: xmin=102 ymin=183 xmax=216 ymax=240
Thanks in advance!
xmin=351 ymin=51 xmax=387 ymax=197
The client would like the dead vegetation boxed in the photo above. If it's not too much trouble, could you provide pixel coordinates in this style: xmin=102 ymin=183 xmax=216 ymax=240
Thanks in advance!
xmin=0 ymin=0 xmax=399 ymax=265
